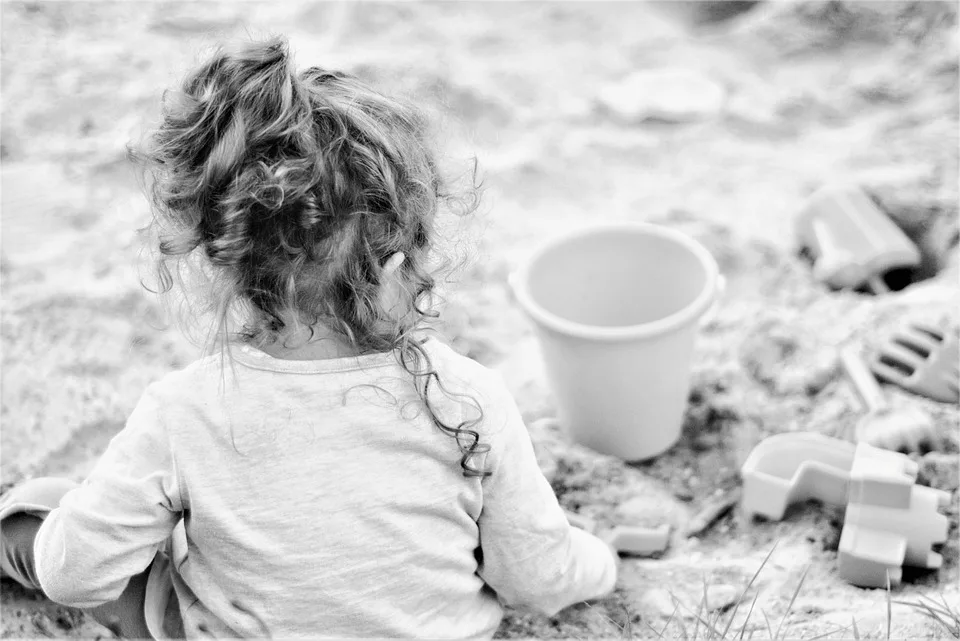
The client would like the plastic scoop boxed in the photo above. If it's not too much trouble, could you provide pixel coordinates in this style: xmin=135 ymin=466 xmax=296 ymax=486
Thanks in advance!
xmin=796 ymin=185 xmax=921 ymax=294
xmin=839 ymin=346 xmax=940 ymax=454
xmin=871 ymin=321 xmax=960 ymax=404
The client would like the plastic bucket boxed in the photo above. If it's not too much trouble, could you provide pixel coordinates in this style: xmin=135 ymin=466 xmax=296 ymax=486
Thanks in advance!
xmin=510 ymin=222 xmax=720 ymax=460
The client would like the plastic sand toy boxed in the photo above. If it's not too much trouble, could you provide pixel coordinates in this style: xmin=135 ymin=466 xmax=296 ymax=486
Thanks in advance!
xmin=871 ymin=320 xmax=960 ymax=404
xmin=840 ymin=345 xmax=940 ymax=454
xmin=510 ymin=222 xmax=721 ymax=461
xmin=604 ymin=524 xmax=671 ymax=557
xmin=795 ymin=185 xmax=921 ymax=294
xmin=740 ymin=432 xmax=949 ymax=588
xmin=565 ymin=510 xmax=671 ymax=557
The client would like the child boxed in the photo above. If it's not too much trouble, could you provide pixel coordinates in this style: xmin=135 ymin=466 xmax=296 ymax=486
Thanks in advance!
xmin=0 ymin=36 xmax=617 ymax=639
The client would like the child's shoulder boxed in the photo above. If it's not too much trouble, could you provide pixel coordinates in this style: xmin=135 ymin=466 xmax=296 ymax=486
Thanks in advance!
xmin=423 ymin=337 xmax=504 ymax=392
xmin=139 ymin=353 xmax=228 ymax=402
xmin=422 ymin=337 xmax=517 ymax=425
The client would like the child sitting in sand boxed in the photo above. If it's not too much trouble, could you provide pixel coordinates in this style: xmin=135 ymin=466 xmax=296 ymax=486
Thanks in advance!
xmin=0 ymin=36 xmax=617 ymax=638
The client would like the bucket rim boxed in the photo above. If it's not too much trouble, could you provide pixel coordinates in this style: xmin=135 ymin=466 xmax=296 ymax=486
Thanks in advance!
xmin=510 ymin=221 xmax=720 ymax=341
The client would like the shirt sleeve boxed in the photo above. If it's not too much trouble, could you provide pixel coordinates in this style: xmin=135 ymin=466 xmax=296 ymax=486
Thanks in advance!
xmin=33 ymin=384 xmax=183 ymax=608
xmin=475 ymin=373 xmax=617 ymax=617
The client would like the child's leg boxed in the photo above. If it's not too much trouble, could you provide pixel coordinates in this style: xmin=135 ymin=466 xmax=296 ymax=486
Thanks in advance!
xmin=1 ymin=512 xmax=44 ymax=589
xmin=0 ymin=478 xmax=155 ymax=639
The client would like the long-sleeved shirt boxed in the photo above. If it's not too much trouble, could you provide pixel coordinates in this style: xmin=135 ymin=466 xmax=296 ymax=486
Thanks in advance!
xmin=34 ymin=337 xmax=617 ymax=638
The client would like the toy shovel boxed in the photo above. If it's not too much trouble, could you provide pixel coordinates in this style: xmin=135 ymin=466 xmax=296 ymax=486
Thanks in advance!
xmin=871 ymin=321 xmax=960 ymax=404
xmin=839 ymin=346 xmax=940 ymax=454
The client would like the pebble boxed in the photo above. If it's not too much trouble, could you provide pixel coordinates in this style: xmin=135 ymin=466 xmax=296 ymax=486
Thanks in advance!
xmin=598 ymin=68 xmax=726 ymax=124
xmin=705 ymin=584 xmax=739 ymax=611
xmin=919 ymin=451 xmax=960 ymax=493
xmin=644 ymin=588 xmax=680 ymax=618
xmin=616 ymin=492 xmax=689 ymax=530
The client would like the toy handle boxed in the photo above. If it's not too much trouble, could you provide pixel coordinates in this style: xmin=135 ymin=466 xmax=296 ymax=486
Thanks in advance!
xmin=699 ymin=274 xmax=726 ymax=328
xmin=840 ymin=346 xmax=888 ymax=413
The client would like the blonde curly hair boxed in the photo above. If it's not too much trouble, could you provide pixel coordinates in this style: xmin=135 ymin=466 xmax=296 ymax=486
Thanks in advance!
xmin=130 ymin=35 xmax=488 ymax=477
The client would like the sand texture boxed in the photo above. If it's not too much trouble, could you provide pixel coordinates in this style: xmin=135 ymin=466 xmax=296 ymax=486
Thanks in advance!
xmin=1 ymin=2 xmax=958 ymax=638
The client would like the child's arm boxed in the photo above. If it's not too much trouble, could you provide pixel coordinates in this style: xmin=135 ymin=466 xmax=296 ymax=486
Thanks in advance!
xmin=476 ymin=373 xmax=618 ymax=617
xmin=33 ymin=385 xmax=182 ymax=609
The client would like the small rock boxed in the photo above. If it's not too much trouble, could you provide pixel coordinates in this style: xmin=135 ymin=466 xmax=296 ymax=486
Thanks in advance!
xmin=598 ymin=68 xmax=725 ymax=124
xmin=644 ymin=588 xmax=680 ymax=618
xmin=616 ymin=492 xmax=689 ymax=530
xmin=919 ymin=452 xmax=960 ymax=493
xmin=705 ymin=584 xmax=739 ymax=611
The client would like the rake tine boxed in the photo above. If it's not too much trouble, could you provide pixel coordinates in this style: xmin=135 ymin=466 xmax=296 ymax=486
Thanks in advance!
xmin=907 ymin=320 xmax=946 ymax=341
xmin=878 ymin=343 xmax=926 ymax=370
xmin=870 ymin=358 xmax=913 ymax=385
xmin=894 ymin=329 xmax=939 ymax=356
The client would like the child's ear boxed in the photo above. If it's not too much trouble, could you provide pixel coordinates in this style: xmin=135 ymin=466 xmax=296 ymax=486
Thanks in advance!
xmin=382 ymin=252 xmax=405 ymax=276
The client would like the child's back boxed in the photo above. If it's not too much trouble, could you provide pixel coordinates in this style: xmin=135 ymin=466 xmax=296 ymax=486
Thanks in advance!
xmin=35 ymin=339 xmax=615 ymax=637
xmin=3 ymin=35 xmax=617 ymax=639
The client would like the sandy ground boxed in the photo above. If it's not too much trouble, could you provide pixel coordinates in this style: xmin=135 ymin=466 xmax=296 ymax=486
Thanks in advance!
xmin=1 ymin=1 xmax=958 ymax=638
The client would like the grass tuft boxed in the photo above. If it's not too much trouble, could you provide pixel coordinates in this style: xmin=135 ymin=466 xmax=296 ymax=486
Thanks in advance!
xmin=893 ymin=594 xmax=960 ymax=638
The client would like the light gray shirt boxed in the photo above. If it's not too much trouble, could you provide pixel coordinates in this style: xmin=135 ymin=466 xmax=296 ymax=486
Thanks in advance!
xmin=34 ymin=338 xmax=617 ymax=638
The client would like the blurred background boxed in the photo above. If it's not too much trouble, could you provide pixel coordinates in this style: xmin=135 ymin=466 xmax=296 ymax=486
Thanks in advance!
xmin=1 ymin=1 xmax=958 ymax=638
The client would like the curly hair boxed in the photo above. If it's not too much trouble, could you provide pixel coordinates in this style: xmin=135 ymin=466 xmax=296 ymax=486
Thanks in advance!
xmin=130 ymin=36 xmax=489 ymax=477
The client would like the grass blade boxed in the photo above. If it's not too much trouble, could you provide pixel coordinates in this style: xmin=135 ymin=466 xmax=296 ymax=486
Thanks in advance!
xmin=675 ymin=596 xmax=691 ymax=640
xmin=693 ymin=580 xmax=708 ymax=641
xmin=894 ymin=595 xmax=960 ymax=637
xmin=885 ymin=570 xmax=892 ymax=641
xmin=762 ymin=610 xmax=775 ymax=641
xmin=804 ymin=623 xmax=854 ymax=641
xmin=661 ymin=602 xmax=680 ymax=639
xmin=775 ymin=564 xmax=810 ymax=640
xmin=722 ymin=542 xmax=778 ymax=639
xmin=644 ymin=621 xmax=667 ymax=639
xmin=738 ymin=592 xmax=760 ymax=641
xmin=622 ymin=602 xmax=633 ymax=639
xmin=669 ymin=591 xmax=726 ymax=640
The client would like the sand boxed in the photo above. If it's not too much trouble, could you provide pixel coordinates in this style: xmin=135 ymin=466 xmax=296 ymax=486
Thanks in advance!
xmin=1 ymin=1 xmax=957 ymax=638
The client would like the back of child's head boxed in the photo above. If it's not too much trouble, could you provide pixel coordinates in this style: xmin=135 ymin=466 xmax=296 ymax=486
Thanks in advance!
xmin=131 ymin=35 xmax=488 ymax=476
